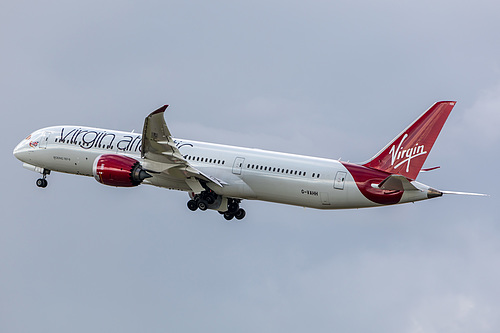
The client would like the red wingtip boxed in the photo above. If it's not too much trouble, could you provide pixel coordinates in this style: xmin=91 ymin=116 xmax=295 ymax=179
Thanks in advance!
xmin=150 ymin=105 xmax=169 ymax=116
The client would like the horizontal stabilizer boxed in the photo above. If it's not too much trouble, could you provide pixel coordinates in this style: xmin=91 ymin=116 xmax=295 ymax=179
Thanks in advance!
xmin=378 ymin=174 xmax=419 ymax=191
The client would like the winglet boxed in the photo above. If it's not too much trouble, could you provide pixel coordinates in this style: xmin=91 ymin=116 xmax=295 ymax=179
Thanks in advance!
xmin=150 ymin=105 xmax=169 ymax=116
xmin=142 ymin=105 xmax=174 ymax=161
xmin=363 ymin=101 xmax=456 ymax=180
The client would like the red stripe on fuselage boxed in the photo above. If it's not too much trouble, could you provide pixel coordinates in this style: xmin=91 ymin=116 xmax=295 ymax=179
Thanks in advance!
xmin=342 ymin=162 xmax=403 ymax=205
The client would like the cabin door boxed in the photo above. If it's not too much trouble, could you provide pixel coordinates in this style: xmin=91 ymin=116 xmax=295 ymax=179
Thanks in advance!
xmin=334 ymin=171 xmax=347 ymax=190
xmin=232 ymin=157 xmax=245 ymax=175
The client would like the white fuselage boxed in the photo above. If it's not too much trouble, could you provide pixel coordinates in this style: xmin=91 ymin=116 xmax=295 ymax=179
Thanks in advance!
xmin=13 ymin=125 xmax=433 ymax=210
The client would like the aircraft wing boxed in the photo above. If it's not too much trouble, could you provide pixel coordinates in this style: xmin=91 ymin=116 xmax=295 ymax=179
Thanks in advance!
xmin=141 ymin=105 xmax=225 ymax=192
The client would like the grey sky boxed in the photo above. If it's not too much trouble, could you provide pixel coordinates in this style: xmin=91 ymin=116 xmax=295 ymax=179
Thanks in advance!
xmin=1 ymin=1 xmax=499 ymax=332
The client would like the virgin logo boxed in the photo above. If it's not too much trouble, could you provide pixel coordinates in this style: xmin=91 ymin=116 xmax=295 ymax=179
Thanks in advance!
xmin=389 ymin=134 xmax=427 ymax=172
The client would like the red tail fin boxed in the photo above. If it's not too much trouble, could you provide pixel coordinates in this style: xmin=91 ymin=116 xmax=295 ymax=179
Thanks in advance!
xmin=362 ymin=101 xmax=456 ymax=180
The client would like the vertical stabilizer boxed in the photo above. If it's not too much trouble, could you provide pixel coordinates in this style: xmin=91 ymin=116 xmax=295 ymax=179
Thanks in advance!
xmin=362 ymin=101 xmax=456 ymax=180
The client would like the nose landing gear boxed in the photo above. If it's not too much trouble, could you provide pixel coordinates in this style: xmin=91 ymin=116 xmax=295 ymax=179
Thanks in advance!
xmin=36 ymin=169 xmax=50 ymax=188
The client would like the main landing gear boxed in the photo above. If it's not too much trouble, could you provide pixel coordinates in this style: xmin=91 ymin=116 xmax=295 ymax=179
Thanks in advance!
xmin=36 ymin=169 xmax=51 ymax=188
xmin=187 ymin=190 xmax=246 ymax=221
xmin=221 ymin=199 xmax=246 ymax=221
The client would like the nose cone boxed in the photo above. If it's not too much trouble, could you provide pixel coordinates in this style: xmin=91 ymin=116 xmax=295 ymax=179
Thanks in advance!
xmin=13 ymin=141 xmax=23 ymax=158
xmin=13 ymin=140 xmax=30 ymax=163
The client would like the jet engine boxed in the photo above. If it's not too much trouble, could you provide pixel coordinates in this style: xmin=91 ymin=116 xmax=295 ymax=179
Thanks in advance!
xmin=92 ymin=154 xmax=151 ymax=187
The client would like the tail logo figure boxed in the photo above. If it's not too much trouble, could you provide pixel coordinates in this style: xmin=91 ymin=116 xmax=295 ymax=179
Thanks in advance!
xmin=363 ymin=101 xmax=456 ymax=180
xmin=389 ymin=133 xmax=427 ymax=173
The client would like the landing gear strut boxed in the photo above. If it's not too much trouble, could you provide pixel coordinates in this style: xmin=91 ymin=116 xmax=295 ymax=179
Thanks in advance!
xmin=36 ymin=169 xmax=50 ymax=188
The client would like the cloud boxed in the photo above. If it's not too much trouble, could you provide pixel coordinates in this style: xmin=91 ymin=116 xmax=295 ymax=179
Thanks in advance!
xmin=409 ymin=294 xmax=497 ymax=333
xmin=461 ymin=84 xmax=500 ymax=145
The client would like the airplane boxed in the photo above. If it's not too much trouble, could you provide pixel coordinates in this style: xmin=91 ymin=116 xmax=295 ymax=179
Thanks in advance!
xmin=13 ymin=101 xmax=485 ymax=220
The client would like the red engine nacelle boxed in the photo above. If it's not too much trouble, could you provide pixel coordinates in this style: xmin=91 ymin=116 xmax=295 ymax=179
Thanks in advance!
xmin=92 ymin=154 xmax=151 ymax=187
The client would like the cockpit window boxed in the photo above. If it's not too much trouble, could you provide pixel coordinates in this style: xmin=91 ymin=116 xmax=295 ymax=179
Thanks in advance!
xmin=24 ymin=130 xmax=44 ymax=149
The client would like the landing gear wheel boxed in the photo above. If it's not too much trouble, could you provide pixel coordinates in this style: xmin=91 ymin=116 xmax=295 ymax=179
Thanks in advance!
xmin=198 ymin=200 xmax=208 ymax=211
xmin=36 ymin=178 xmax=48 ymax=188
xmin=205 ymin=195 xmax=215 ymax=205
xmin=234 ymin=208 xmax=246 ymax=220
xmin=228 ymin=202 xmax=239 ymax=213
xmin=187 ymin=200 xmax=198 ymax=211
xmin=223 ymin=212 xmax=234 ymax=221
